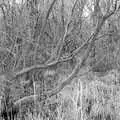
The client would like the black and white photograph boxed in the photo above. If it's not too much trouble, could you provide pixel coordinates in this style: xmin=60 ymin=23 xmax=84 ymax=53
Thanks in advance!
xmin=0 ymin=0 xmax=120 ymax=120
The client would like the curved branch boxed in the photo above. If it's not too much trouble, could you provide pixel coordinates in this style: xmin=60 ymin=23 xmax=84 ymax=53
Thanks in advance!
xmin=3 ymin=56 xmax=73 ymax=78
xmin=1 ymin=1 xmax=119 ymax=116
xmin=14 ymin=95 xmax=38 ymax=106
xmin=13 ymin=15 xmax=109 ymax=107
xmin=11 ymin=53 xmax=106 ymax=107
xmin=103 ymin=0 xmax=118 ymax=19
xmin=13 ymin=61 xmax=89 ymax=106
xmin=2 ymin=0 xmax=118 ymax=78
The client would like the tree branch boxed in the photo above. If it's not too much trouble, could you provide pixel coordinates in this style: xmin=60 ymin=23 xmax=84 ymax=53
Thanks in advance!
xmin=33 ymin=0 xmax=58 ymax=64
xmin=3 ymin=56 xmax=73 ymax=78
xmin=47 ymin=0 xmax=79 ymax=64
xmin=13 ymin=10 xmax=114 ymax=108
xmin=1 ymin=0 xmax=118 ymax=88
xmin=38 ymin=0 xmax=119 ymax=101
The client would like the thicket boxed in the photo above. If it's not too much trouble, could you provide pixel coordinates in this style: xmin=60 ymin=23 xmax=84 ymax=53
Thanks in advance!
xmin=0 ymin=0 xmax=120 ymax=120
